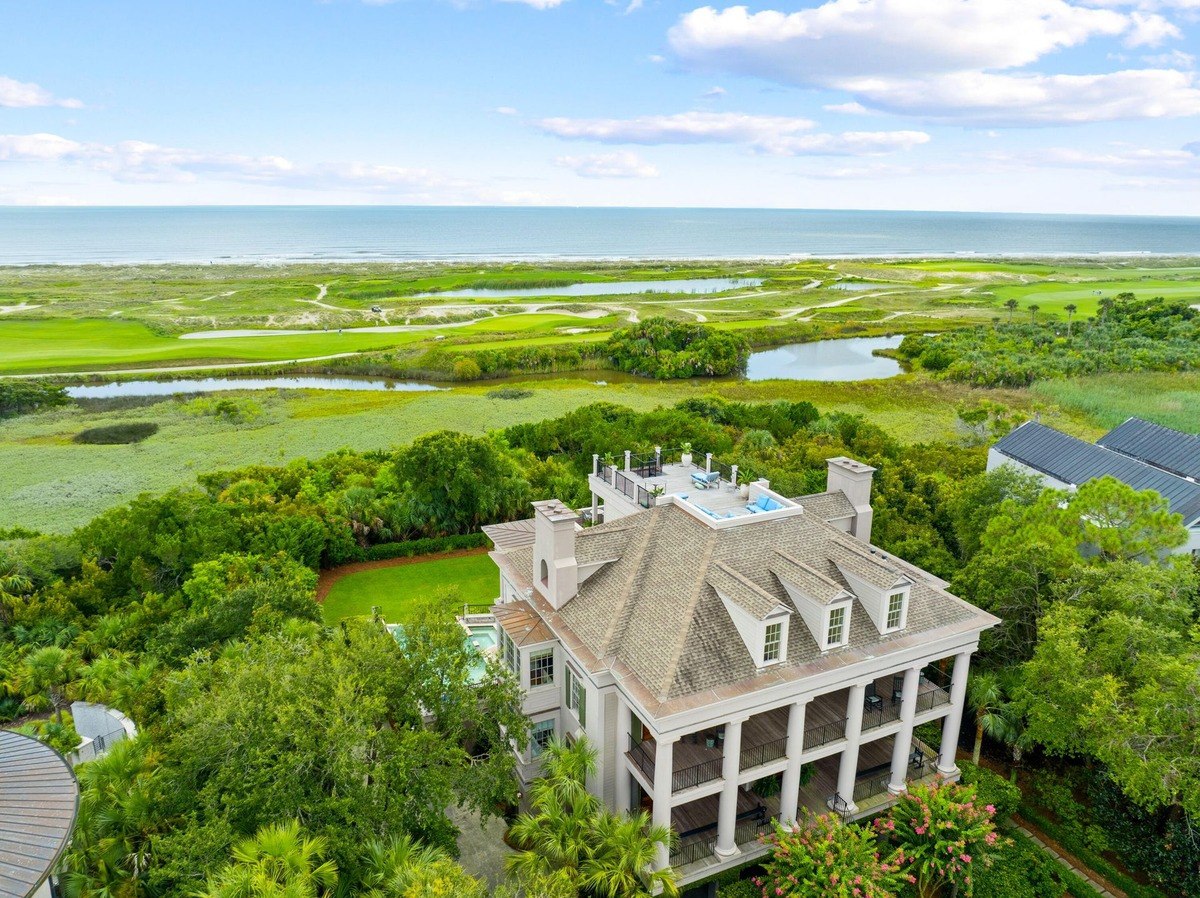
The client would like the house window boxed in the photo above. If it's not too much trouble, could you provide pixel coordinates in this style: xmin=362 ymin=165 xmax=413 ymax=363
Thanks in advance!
xmin=763 ymin=621 xmax=783 ymax=663
xmin=529 ymin=649 xmax=555 ymax=688
xmin=501 ymin=631 xmax=519 ymax=675
xmin=566 ymin=666 xmax=587 ymax=728
xmin=827 ymin=606 xmax=847 ymax=647
xmin=886 ymin=592 xmax=905 ymax=630
xmin=531 ymin=719 xmax=556 ymax=757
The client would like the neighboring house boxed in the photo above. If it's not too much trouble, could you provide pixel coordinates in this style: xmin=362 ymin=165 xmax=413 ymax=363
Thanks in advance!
xmin=988 ymin=419 xmax=1200 ymax=557
xmin=481 ymin=449 xmax=998 ymax=884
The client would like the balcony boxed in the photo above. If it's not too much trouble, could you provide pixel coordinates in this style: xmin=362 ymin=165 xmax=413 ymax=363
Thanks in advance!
xmin=625 ymin=669 xmax=951 ymax=794
xmin=663 ymin=735 xmax=942 ymax=881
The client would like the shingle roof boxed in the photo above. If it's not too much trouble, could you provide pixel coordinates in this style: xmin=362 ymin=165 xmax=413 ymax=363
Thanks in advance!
xmin=1098 ymin=418 xmax=1200 ymax=482
xmin=993 ymin=421 xmax=1200 ymax=524
xmin=519 ymin=501 xmax=995 ymax=713
xmin=707 ymin=562 xmax=790 ymax=620
xmin=0 ymin=731 xmax=78 ymax=898
xmin=770 ymin=551 xmax=852 ymax=605
xmin=793 ymin=490 xmax=856 ymax=520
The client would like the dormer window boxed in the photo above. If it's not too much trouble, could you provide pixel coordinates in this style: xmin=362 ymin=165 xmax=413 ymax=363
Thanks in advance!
xmin=825 ymin=605 xmax=849 ymax=649
xmin=885 ymin=591 xmax=907 ymax=631
xmin=763 ymin=621 xmax=783 ymax=664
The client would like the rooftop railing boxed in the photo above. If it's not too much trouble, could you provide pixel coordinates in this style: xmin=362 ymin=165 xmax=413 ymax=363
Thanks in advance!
xmin=627 ymin=735 xmax=725 ymax=792
xmin=862 ymin=700 xmax=904 ymax=732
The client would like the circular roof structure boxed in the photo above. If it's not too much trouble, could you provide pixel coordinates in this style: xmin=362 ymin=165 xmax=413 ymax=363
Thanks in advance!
xmin=0 ymin=731 xmax=79 ymax=898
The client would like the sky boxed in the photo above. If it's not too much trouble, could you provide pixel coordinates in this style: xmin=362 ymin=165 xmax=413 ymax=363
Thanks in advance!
xmin=1 ymin=0 xmax=1199 ymax=213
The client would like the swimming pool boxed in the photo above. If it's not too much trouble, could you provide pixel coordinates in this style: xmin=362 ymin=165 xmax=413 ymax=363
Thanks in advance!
xmin=387 ymin=622 xmax=497 ymax=683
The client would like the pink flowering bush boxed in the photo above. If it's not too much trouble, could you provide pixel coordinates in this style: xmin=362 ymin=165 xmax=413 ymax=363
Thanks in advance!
xmin=875 ymin=778 xmax=1008 ymax=898
xmin=756 ymin=811 xmax=911 ymax=898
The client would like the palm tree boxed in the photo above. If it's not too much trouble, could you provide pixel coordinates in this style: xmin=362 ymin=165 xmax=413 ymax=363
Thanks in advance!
xmin=1028 ymin=304 xmax=1040 ymax=324
xmin=506 ymin=737 xmax=678 ymax=898
xmin=0 ymin=566 xmax=32 ymax=625
xmin=196 ymin=820 xmax=338 ymax=898
xmin=14 ymin=645 xmax=81 ymax=723
xmin=1003 ymin=298 xmax=1019 ymax=321
xmin=1064 ymin=303 xmax=1077 ymax=337
xmin=61 ymin=738 xmax=158 ymax=898
xmin=966 ymin=671 xmax=1005 ymax=766
xmin=359 ymin=834 xmax=449 ymax=898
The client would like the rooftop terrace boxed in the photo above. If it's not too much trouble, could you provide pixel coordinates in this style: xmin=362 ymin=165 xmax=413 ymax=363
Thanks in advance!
xmin=589 ymin=449 xmax=800 ymax=525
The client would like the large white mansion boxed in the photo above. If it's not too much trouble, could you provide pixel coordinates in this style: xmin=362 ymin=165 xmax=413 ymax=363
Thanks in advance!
xmin=481 ymin=449 xmax=998 ymax=885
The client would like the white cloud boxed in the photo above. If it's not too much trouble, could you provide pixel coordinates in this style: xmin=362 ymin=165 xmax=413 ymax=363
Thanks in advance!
xmin=990 ymin=142 xmax=1200 ymax=180
xmin=669 ymin=1 xmax=1129 ymax=81
xmin=667 ymin=0 xmax=1198 ymax=124
xmin=498 ymin=0 xmax=567 ymax=9
xmin=648 ymin=54 xmax=666 ymax=63
xmin=537 ymin=111 xmax=928 ymax=156
xmin=846 ymin=68 xmax=1200 ymax=123
xmin=1124 ymin=10 xmax=1181 ymax=44
xmin=823 ymin=101 xmax=870 ymax=114
xmin=554 ymin=150 xmax=660 ymax=177
xmin=702 ymin=86 xmax=727 ymax=98
xmin=1143 ymin=48 xmax=1195 ymax=67
xmin=494 ymin=106 xmax=519 ymax=115
xmin=0 ymin=76 xmax=83 ymax=109
xmin=0 ymin=131 xmax=534 ymax=201
xmin=537 ymin=111 xmax=815 ymax=144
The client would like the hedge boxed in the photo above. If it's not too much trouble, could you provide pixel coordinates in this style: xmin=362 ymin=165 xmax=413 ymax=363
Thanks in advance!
xmin=346 ymin=532 xmax=490 ymax=564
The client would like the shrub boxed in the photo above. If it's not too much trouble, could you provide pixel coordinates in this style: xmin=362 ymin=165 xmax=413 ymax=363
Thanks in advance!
xmin=453 ymin=357 xmax=483 ymax=380
xmin=959 ymin=762 xmax=1022 ymax=823
xmin=0 ymin=381 xmax=69 ymax=419
xmin=717 ymin=880 xmax=759 ymax=898
xmin=487 ymin=387 xmax=534 ymax=400
xmin=16 ymin=714 xmax=82 ymax=756
xmin=605 ymin=317 xmax=750 ymax=379
xmin=185 ymin=396 xmax=263 ymax=424
xmin=73 ymin=422 xmax=159 ymax=444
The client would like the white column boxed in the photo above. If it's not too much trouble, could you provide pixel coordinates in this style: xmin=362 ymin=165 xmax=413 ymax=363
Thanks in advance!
xmin=652 ymin=735 xmax=676 ymax=871
xmin=591 ymin=492 xmax=599 ymax=525
xmin=592 ymin=453 xmax=599 ymax=475
xmin=624 ymin=450 xmax=632 ymax=473
xmin=616 ymin=696 xmax=633 ymax=814
xmin=833 ymin=683 xmax=865 ymax=814
xmin=938 ymin=652 xmax=972 ymax=776
xmin=715 ymin=718 xmax=746 ymax=858
xmin=778 ymin=701 xmax=808 ymax=826
xmin=889 ymin=666 xmax=922 ymax=794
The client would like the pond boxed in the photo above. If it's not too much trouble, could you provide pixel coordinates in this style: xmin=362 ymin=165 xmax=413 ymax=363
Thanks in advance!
xmin=410 ymin=277 xmax=762 ymax=299
xmin=745 ymin=336 xmax=904 ymax=381
xmin=65 ymin=376 xmax=447 ymax=400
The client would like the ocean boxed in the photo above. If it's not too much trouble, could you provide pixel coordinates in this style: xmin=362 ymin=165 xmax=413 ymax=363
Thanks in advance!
xmin=0 ymin=206 xmax=1196 ymax=264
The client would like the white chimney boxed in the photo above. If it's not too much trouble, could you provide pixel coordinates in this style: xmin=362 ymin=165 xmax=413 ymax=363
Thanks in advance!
xmin=531 ymin=499 xmax=580 ymax=609
xmin=826 ymin=457 xmax=876 ymax=544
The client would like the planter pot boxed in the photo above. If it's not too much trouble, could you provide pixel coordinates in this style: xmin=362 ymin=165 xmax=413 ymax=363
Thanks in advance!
xmin=681 ymin=452 xmax=693 ymax=466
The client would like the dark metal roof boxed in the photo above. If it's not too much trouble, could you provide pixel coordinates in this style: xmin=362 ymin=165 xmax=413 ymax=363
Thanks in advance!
xmin=1098 ymin=417 xmax=1200 ymax=482
xmin=993 ymin=421 xmax=1200 ymax=525
xmin=0 ymin=731 xmax=79 ymax=898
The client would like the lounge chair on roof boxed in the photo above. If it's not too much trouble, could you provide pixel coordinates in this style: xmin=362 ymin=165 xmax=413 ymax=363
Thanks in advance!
xmin=745 ymin=495 xmax=784 ymax=514
xmin=690 ymin=470 xmax=721 ymax=489
xmin=696 ymin=505 xmax=735 ymax=520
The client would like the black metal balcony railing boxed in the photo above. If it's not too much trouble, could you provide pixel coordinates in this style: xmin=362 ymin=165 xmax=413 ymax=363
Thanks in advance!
xmin=916 ymin=686 xmax=952 ymax=715
xmin=627 ymin=736 xmax=724 ymax=792
xmin=674 ymin=755 xmax=724 ymax=791
xmin=671 ymin=833 xmax=717 ymax=867
xmin=740 ymin=736 xmax=788 ymax=771
xmin=922 ymin=665 xmax=953 ymax=690
xmin=629 ymin=452 xmax=663 ymax=478
xmin=853 ymin=771 xmax=893 ymax=804
xmin=734 ymin=818 xmax=774 ymax=848
xmin=861 ymin=700 xmax=904 ymax=732
xmin=803 ymin=717 xmax=847 ymax=750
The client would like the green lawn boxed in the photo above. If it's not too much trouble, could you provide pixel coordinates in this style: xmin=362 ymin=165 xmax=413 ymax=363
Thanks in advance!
xmin=321 ymin=553 xmax=498 ymax=622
